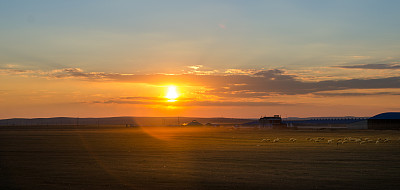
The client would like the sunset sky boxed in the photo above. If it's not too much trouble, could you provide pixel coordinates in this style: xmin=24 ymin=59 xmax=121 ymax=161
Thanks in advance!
xmin=1 ymin=0 xmax=399 ymax=119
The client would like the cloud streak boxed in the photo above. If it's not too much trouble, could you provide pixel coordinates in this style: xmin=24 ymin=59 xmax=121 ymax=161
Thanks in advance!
xmin=4 ymin=67 xmax=400 ymax=99
xmin=89 ymin=97 xmax=293 ymax=107
xmin=314 ymin=91 xmax=400 ymax=97
xmin=334 ymin=63 xmax=400 ymax=70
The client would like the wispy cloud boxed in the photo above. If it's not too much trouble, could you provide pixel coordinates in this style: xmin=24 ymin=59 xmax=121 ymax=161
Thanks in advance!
xmin=333 ymin=58 xmax=400 ymax=70
xmin=334 ymin=63 xmax=400 ymax=70
xmin=48 ymin=68 xmax=112 ymax=79
xmin=0 ymin=64 xmax=35 ymax=75
xmin=3 ymin=66 xmax=400 ymax=99
xmin=314 ymin=91 xmax=400 ymax=97
xmin=88 ymin=96 xmax=293 ymax=107
xmin=206 ymin=71 xmax=400 ymax=98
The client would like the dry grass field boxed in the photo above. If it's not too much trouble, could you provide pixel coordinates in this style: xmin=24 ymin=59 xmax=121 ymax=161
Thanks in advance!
xmin=1 ymin=126 xmax=400 ymax=190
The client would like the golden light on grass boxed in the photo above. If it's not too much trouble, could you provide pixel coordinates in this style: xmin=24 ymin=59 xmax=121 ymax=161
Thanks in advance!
xmin=166 ymin=85 xmax=179 ymax=102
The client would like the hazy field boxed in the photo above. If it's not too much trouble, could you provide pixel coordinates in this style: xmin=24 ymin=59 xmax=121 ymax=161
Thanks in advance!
xmin=1 ymin=126 xmax=399 ymax=190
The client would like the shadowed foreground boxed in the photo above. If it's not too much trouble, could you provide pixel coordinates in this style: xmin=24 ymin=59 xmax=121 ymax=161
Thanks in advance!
xmin=1 ymin=126 xmax=399 ymax=190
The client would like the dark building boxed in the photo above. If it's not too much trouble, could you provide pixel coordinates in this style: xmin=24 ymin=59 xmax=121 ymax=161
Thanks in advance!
xmin=368 ymin=112 xmax=400 ymax=130
xmin=259 ymin=115 xmax=286 ymax=128
xmin=284 ymin=117 xmax=368 ymax=129
xmin=183 ymin=120 xmax=203 ymax=126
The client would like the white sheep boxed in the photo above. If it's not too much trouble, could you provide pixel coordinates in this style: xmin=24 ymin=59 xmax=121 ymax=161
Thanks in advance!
xmin=261 ymin=139 xmax=271 ymax=143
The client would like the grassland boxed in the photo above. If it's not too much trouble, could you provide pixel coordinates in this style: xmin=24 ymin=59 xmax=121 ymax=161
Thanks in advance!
xmin=1 ymin=126 xmax=399 ymax=190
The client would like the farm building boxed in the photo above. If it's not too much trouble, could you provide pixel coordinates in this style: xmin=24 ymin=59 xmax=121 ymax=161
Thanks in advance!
xmin=259 ymin=115 xmax=286 ymax=128
xmin=368 ymin=112 xmax=400 ymax=130
xmin=182 ymin=120 xmax=203 ymax=126
xmin=346 ymin=120 xmax=368 ymax=129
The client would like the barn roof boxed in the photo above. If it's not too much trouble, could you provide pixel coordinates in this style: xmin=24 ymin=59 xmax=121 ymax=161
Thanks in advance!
xmin=186 ymin=120 xmax=203 ymax=126
xmin=369 ymin=112 xmax=400 ymax=120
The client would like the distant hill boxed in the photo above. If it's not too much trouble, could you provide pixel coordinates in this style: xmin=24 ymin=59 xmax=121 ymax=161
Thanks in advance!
xmin=0 ymin=117 xmax=256 ymax=127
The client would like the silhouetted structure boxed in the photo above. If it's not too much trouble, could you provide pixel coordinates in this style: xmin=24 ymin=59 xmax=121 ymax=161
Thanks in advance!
xmin=183 ymin=120 xmax=203 ymax=126
xmin=368 ymin=112 xmax=400 ymax=130
xmin=284 ymin=117 xmax=368 ymax=129
xmin=259 ymin=115 xmax=286 ymax=128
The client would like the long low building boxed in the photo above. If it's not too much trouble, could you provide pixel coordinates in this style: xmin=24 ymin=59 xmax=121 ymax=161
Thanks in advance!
xmin=285 ymin=118 xmax=368 ymax=129
xmin=368 ymin=112 xmax=400 ymax=130
xmin=245 ymin=112 xmax=400 ymax=130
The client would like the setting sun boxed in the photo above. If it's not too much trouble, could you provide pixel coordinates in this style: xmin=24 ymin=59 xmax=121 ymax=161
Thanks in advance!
xmin=166 ymin=85 xmax=179 ymax=102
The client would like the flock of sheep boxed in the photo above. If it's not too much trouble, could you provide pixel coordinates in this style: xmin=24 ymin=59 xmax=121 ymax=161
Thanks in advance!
xmin=259 ymin=137 xmax=398 ymax=145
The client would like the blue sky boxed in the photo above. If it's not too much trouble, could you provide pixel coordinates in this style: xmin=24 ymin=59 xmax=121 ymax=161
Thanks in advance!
xmin=1 ymin=0 xmax=399 ymax=72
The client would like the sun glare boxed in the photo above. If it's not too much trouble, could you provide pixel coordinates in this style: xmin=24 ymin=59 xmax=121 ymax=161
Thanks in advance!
xmin=166 ymin=85 xmax=179 ymax=102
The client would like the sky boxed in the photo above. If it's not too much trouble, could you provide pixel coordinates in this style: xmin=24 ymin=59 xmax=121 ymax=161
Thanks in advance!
xmin=0 ymin=0 xmax=399 ymax=119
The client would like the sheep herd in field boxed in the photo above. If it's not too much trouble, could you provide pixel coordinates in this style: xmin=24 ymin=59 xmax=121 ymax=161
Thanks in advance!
xmin=259 ymin=136 xmax=399 ymax=145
